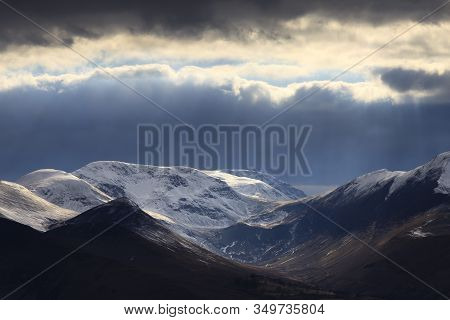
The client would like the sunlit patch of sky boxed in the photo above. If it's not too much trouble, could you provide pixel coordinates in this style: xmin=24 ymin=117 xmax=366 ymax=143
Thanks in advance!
xmin=21 ymin=57 xmax=367 ymax=88
xmin=240 ymin=69 xmax=366 ymax=86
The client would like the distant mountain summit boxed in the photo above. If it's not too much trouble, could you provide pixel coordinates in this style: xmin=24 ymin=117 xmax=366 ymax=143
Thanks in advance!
xmin=72 ymin=161 xmax=261 ymax=228
xmin=71 ymin=161 xmax=304 ymax=228
xmin=18 ymin=169 xmax=111 ymax=212
xmin=205 ymin=169 xmax=306 ymax=200
xmin=388 ymin=151 xmax=450 ymax=196
xmin=0 ymin=180 xmax=76 ymax=231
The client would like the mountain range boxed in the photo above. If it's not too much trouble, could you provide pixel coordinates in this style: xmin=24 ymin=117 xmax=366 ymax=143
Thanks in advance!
xmin=1 ymin=152 xmax=449 ymax=299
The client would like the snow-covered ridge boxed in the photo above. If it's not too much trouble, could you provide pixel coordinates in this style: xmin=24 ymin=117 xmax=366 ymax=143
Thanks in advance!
xmin=6 ymin=161 xmax=302 ymax=231
xmin=220 ymin=169 xmax=306 ymax=199
xmin=72 ymin=161 xmax=267 ymax=228
xmin=18 ymin=169 xmax=112 ymax=212
xmin=202 ymin=170 xmax=294 ymax=201
xmin=388 ymin=151 xmax=450 ymax=196
xmin=432 ymin=152 xmax=450 ymax=194
xmin=0 ymin=180 xmax=77 ymax=231
xmin=312 ymin=169 xmax=402 ymax=202
xmin=314 ymin=151 xmax=450 ymax=203
xmin=437 ymin=161 xmax=450 ymax=194
xmin=344 ymin=169 xmax=401 ymax=198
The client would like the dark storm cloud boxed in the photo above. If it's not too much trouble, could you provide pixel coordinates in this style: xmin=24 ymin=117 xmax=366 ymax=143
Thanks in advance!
xmin=1 ymin=75 xmax=450 ymax=186
xmin=0 ymin=0 xmax=449 ymax=49
xmin=379 ymin=68 xmax=450 ymax=93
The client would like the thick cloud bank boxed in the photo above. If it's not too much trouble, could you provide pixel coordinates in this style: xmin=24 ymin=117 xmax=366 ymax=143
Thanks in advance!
xmin=0 ymin=0 xmax=449 ymax=48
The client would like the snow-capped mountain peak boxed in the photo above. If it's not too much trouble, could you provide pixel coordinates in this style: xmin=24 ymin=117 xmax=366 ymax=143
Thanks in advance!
xmin=313 ymin=152 xmax=450 ymax=204
xmin=312 ymin=169 xmax=401 ymax=203
xmin=18 ymin=169 xmax=111 ymax=212
xmin=72 ymin=161 xmax=266 ymax=228
xmin=430 ymin=152 xmax=450 ymax=194
xmin=0 ymin=180 xmax=77 ymax=231
xmin=346 ymin=169 xmax=401 ymax=197
xmin=388 ymin=151 xmax=450 ymax=197
xmin=437 ymin=161 xmax=450 ymax=194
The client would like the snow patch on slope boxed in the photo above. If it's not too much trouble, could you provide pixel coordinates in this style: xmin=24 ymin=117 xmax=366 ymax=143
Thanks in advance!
xmin=220 ymin=169 xmax=306 ymax=199
xmin=0 ymin=180 xmax=77 ymax=231
xmin=203 ymin=170 xmax=289 ymax=201
xmin=409 ymin=227 xmax=433 ymax=238
xmin=18 ymin=169 xmax=112 ymax=212
xmin=143 ymin=209 xmax=175 ymax=224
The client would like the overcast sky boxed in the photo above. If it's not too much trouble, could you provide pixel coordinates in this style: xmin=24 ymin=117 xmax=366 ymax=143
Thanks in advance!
xmin=1 ymin=0 xmax=450 ymax=185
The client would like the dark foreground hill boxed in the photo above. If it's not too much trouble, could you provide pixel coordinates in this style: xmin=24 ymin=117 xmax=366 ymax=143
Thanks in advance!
xmin=0 ymin=198 xmax=334 ymax=299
